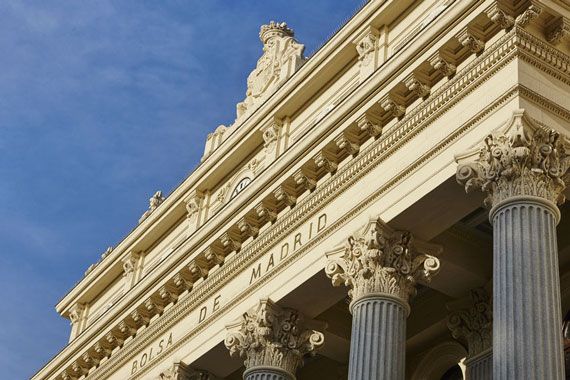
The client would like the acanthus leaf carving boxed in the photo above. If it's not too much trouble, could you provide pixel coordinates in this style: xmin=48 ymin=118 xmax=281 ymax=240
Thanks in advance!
xmin=224 ymin=299 xmax=324 ymax=375
xmin=456 ymin=110 xmax=570 ymax=208
xmin=447 ymin=287 xmax=492 ymax=358
xmin=325 ymin=218 xmax=441 ymax=305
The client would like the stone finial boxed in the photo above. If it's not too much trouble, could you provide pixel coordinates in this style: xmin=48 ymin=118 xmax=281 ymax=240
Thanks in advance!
xmin=139 ymin=191 xmax=166 ymax=223
xmin=325 ymin=218 xmax=440 ymax=305
xmin=224 ymin=299 xmax=325 ymax=376
xmin=456 ymin=110 xmax=570 ymax=209
xmin=447 ymin=287 xmax=492 ymax=358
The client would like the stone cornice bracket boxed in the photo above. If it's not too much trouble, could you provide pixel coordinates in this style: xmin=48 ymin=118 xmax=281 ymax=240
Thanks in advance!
xmin=139 ymin=190 xmax=166 ymax=224
xmin=238 ymin=215 xmax=260 ymax=239
xmin=546 ymin=17 xmax=570 ymax=45
xmin=219 ymin=232 xmax=242 ymax=253
xmin=455 ymin=109 xmax=570 ymax=210
xmin=325 ymin=217 xmax=441 ymax=308
xmin=188 ymin=258 xmax=209 ymax=281
xmin=380 ymin=94 xmax=406 ymax=120
xmin=274 ymin=185 xmax=297 ymax=208
xmin=447 ymin=287 xmax=492 ymax=358
xmin=224 ymin=299 xmax=325 ymax=376
xmin=335 ymin=133 xmax=360 ymax=157
xmin=356 ymin=111 xmax=383 ymax=138
xmin=355 ymin=26 xmax=381 ymax=80
xmin=515 ymin=3 xmax=542 ymax=27
xmin=313 ymin=151 xmax=338 ymax=174
xmin=485 ymin=2 xmax=514 ymax=30
xmin=172 ymin=272 xmax=194 ymax=293
xmin=130 ymin=308 xmax=151 ymax=328
xmin=255 ymin=201 xmax=278 ymax=224
xmin=457 ymin=27 xmax=485 ymax=55
xmin=404 ymin=73 xmax=431 ymax=100
xmin=428 ymin=52 xmax=457 ymax=78
xmin=293 ymin=168 xmax=317 ymax=192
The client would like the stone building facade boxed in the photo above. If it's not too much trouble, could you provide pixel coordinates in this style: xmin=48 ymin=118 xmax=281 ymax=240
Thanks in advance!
xmin=33 ymin=0 xmax=570 ymax=379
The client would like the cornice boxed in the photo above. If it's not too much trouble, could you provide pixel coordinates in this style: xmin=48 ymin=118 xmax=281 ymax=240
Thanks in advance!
xmin=38 ymin=6 xmax=570 ymax=380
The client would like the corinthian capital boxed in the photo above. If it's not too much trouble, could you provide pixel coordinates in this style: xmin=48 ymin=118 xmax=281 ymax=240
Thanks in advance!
xmin=456 ymin=110 xmax=570 ymax=209
xmin=447 ymin=287 xmax=492 ymax=358
xmin=224 ymin=299 xmax=324 ymax=376
xmin=325 ymin=218 xmax=441 ymax=305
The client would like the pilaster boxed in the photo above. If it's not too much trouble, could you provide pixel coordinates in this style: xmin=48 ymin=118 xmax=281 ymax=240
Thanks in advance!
xmin=225 ymin=298 xmax=324 ymax=380
xmin=456 ymin=109 xmax=570 ymax=379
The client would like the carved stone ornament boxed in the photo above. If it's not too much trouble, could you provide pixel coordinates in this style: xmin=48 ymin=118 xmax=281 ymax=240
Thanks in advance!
xmin=447 ymin=288 xmax=492 ymax=358
xmin=185 ymin=192 xmax=204 ymax=219
xmin=456 ymin=110 xmax=570 ymax=209
xmin=236 ymin=22 xmax=305 ymax=120
xmin=159 ymin=362 xmax=212 ymax=380
xmin=224 ymin=299 xmax=325 ymax=375
xmin=68 ymin=303 xmax=85 ymax=325
xmin=515 ymin=4 xmax=542 ymax=27
xmin=356 ymin=29 xmax=378 ymax=67
xmin=325 ymin=218 xmax=441 ymax=305
xmin=139 ymin=191 xmax=166 ymax=223
xmin=546 ymin=17 xmax=570 ymax=45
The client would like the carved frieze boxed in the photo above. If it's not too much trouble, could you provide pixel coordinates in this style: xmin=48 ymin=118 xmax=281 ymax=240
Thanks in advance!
xmin=325 ymin=218 xmax=440 ymax=304
xmin=456 ymin=110 xmax=570 ymax=208
xmin=225 ymin=299 xmax=324 ymax=375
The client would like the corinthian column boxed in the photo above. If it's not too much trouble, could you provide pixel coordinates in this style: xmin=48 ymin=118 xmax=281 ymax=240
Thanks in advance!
xmin=447 ymin=287 xmax=493 ymax=380
xmin=325 ymin=218 xmax=441 ymax=380
xmin=456 ymin=109 xmax=570 ymax=379
xmin=224 ymin=299 xmax=325 ymax=380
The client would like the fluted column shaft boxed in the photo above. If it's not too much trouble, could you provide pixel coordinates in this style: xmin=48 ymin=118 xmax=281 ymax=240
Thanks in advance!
xmin=491 ymin=197 xmax=564 ymax=379
xmin=465 ymin=349 xmax=492 ymax=380
xmin=244 ymin=368 xmax=294 ymax=380
xmin=348 ymin=295 xmax=407 ymax=380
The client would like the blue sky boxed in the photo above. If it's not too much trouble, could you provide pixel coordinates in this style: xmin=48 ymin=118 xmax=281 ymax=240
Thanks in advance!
xmin=0 ymin=1 xmax=363 ymax=378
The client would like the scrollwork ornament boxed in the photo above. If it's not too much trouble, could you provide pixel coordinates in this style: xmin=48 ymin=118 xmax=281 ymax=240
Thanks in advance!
xmin=224 ymin=299 xmax=324 ymax=375
xmin=447 ymin=288 xmax=492 ymax=357
xmin=325 ymin=219 xmax=440 ymax=305
xmin=456 ymin=112 xmax=570 ymax=208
